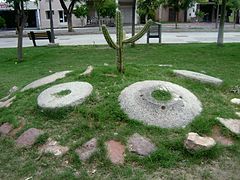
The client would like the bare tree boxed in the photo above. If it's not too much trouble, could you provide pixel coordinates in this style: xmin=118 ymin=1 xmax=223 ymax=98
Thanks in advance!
xmin=217 ymin=0 xmax=227 ymax=45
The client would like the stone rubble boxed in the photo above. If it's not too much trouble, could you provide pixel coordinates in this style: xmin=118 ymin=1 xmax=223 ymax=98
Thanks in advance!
xmin=127 ymin=133 xmax=156 ymax=156
xmin=39 ymin=138 xmax=69 ymax=156
xmin=106 ymin=140 xmax=125 ymax=165
xmin=0 ymin=122 xmax=13 ymax=136
xmin=75 ymin=138 xmax=98 ymax=161
xmin=184 ymin=132 xmax=216 ymax=151
xmin=16 ymin=128 xmax=44 ymax=148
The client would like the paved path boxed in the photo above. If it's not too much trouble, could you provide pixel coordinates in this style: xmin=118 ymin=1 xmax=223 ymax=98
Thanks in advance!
xmin=0 ymin=32 xmax=240 ymax=48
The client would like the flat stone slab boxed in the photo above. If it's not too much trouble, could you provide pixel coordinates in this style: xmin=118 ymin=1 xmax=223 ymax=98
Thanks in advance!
xmin=39 ymin=138 xmax=69 ymax=156
xmin=16 ymin=128 xmax=44 ymax=148
xmin=75 ymin=138 xmax=97 ymax=161
xmin=0 ymin=96 xmax=16 ymax=108
xmin=106 ymin=140 xmax=125 ymax=165
xmin=127 ymin=133 xmax=156 ymax=156
xmin=173 ymin=70 xmax=223 ymax=85
xmin=37 ymin=82 xmax=93 ymax=109
xmin=0 ymin=123 xmax=13 ymax=135
xmin=0 ymin=86 xmax=18 ymax=102
xmin=231 ymin=98 xmax=240 ymax=105
xmin=21 ymin=71 xmax=72 ymax=92
xmin=184 ymin=132 xmax=216 ymax=151
xmin=217 ymin=117 xmax=240 ymax=135
xmin=80 ymin=66 xmax=94 ymax=76
xmin=119 ymin=80 xmax=202 ymax=128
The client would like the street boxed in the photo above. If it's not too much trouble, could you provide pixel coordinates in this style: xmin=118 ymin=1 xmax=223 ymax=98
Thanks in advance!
xmin=0 ymin=32 xmax=240 ymax=48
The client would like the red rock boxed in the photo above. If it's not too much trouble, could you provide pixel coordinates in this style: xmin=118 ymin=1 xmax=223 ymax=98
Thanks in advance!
xmin=16 ymin=128 xmax=44 ymax=148
xmin=106 ymin=140 xmax=125 ymax=165
xmin=75 ymin=138 xmax=98 ymax=161
xmin=0 ymin=123 xmax=13 ymax=135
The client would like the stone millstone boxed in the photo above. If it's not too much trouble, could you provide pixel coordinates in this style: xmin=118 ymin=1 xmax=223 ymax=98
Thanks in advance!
xmin=106 ymin=140 xmax=125 ymax=165
xmin=119 ymin=80 xmax=202 ymax=128
xmin=231 ymin=98 xmax=240 ymax=105
xmin=16 ymin=128 xmax=44 ymax=148
xmin=184 ymin=132 xmax=216 ymax=151
xmin=39 ymin=138 xmax=69 ymax=156
xmin=21 ymin=71 xmax=72 ymax=92
xmin=0 ymin=123 xmax=13 ymax=135
xmin=37 ymin=82 xmax=93 ymax=109
xmin=173 ymin=70 xmax=223 ymax=85
xmin=75 ymin=138 xmax=98 ymax=161
xmin=217 ymin=117 xmax=240 ymax=135
xmin=127 ymin=133 xmax=156 ymax=156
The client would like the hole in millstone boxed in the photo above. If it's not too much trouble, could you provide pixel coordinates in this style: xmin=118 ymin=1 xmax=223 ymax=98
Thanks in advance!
xmin=179 ymin=96 xmax=183 ymax=99
xmin=53 ymin=90 xmax=71 ymax=98
xmin=161 ymin=106 xmax=166 ymax=110
xmin=140 ymin=94 xmax=143 ymax=97
xmin=151 ymin=89 xmax=172 ymax=102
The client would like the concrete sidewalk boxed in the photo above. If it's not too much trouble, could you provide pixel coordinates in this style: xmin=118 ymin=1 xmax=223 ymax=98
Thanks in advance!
xmin=0 ymin=32 xmax=240 ymax=48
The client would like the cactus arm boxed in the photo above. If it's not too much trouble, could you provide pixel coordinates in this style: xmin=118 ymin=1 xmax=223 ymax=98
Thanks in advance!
xmin=123 ymin=19 xmax=153 ymax=44
xmin=102 ymin=25 xmax=118 ymax=49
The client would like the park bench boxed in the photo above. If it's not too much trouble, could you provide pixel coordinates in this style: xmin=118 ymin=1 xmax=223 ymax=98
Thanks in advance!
xmin=28 ymin=31 xmax=52 ymax=47
xmin=147 ymin=22 xmax=162 ymax=44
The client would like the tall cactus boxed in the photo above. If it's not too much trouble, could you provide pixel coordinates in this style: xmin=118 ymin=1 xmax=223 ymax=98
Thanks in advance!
xmin=102 ymin=10 xmax=153 ymax=73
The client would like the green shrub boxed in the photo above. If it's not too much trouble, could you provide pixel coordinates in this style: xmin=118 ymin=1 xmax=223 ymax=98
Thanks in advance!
xmin=0 ymin=16 xmax=6 ymax=28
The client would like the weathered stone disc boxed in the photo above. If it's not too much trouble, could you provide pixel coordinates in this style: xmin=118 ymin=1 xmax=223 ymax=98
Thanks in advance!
xmin=37 ymin=82 xmax=93 ymax=109
xmin=173 ymin=70 xmax=223 ymax=85
xmin=21 ymin=71 xmax=72 ymax=92
xmin=119 ymin=81 xmax=202 ymax=128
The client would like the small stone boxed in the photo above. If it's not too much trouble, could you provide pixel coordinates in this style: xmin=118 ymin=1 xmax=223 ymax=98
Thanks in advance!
xmin=158 ymin=64 xmax=173 ymax=67
xmin=231 ymin=98 xmax=240 ymax=105
xmin=104 ymin=63 xmax=109 ymax=66
xmin=0 ymin=123 xmax=13 ymax=135
xmin=0 ymin=96 xmax=16 ymax=108
xmin=16 ymin=128 xmax=44 ymax=148
xmin=9 ymin=86 xmax=18 ymax=94
xmin=80 ymin=66 xmax=94 ymax=76
xmin=184 ymin=132 xmax=216 ymax=151
xmin=106 ymin=140 xmax=125 ymax=165
xmin=127 ymin=133 xmax=156 ymax=156
xmin=217 ymin=117 xmax=240 ymax=135
xmin=236 ymin=112 xmax=240 ymax=117
xmin=39 ymin=138 xmax=69 ymax=156
xmin=211 ymin=126 xmax=233 ymax=146
xmin=105 ymin=74 xmax=117 ymax=78
xmin=75 ymin=138 xmax=97 ymax=161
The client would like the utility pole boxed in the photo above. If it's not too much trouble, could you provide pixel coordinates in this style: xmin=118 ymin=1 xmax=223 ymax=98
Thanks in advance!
xmin=131 ymin=0 xmax=136 ymax=46
xmin=48 ymin=0 xmax=55 ymax=43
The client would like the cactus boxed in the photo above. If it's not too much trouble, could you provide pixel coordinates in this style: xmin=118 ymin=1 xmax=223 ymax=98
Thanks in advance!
xmin=102 ymin=10 xmax=153 ymax=73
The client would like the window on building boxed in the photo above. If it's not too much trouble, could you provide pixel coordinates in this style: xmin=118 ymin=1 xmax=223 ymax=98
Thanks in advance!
xmin=59 ymin=11 xmax=67 ymax=23
xmin=46 ymin=11 xmax=54 ymax=19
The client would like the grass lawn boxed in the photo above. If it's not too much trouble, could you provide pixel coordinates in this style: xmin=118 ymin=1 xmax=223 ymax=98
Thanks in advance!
xmin=0 ymin=43 xmax=240 ymax=179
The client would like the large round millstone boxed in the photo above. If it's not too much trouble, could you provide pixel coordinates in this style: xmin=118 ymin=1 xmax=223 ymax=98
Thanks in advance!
xmin=119 ymin=81 xmax=202 ymax=128
xmin=173 ymin=70 xmax=223 ymax=85
xmin=37 ymin=82 xmax=93 ymax=109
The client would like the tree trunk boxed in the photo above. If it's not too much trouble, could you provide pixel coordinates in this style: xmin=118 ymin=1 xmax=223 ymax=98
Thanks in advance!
xmin=217 ymin=0 xmax=227 ymax=46
xmin=215 ymin=4 xmax=219 ymax=29
xmin=175 ymin=11 xmax=178 ymax=29
xmin=67 ymin=13 xmax=73 ymax=32
xmin=17 ymin=25 xmax=23 ymax=62
xmin=117 ymin=47 xmax=124 ymax=73
xmin=233 ymin=10 xmax=236 ymax=29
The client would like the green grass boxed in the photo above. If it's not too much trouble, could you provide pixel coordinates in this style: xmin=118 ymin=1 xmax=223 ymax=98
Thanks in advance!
xmin=54 ymin=89 xmax=72 ymax=97
xmin=151 ymin=89 xmax=172 ymax=101
xmin=0 ymin=43 xmax=240 ymax=179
